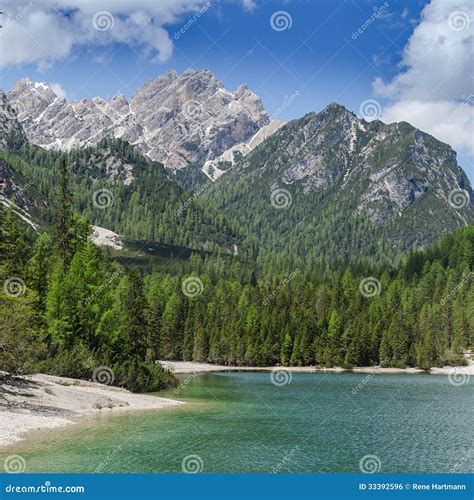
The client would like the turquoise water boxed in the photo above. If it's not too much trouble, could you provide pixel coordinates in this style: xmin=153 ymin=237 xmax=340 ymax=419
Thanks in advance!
xmin=1 ymin=372 xmax=473 ymax=473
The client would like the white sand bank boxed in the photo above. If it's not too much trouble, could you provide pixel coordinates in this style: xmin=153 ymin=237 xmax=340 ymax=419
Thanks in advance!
xmin=0 ymin=373 xmax=182 ymax=447
xmin=161 ymin=360 xmax=474 ymax=376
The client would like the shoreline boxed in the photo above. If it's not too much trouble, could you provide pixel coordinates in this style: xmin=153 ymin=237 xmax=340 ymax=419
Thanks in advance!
xmin=2 ymin=361 xmax=471 ymax=448
xmin=0 ymin=373 xmax=182 ymax=448
xmin=160 ymin=360 xmax=474 ymax=376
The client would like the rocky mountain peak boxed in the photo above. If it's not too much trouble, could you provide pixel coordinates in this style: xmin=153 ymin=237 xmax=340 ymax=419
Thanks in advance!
xmin=0 ymin=91 xmax=25 ymax=149
xmin=224 ymin=101 xmax=473 ymax=247
xmin=5 ymin=69 xmax=270 ymax=189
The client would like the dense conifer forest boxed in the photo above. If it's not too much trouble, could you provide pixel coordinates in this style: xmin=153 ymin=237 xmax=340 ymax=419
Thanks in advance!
xmin=1 ymin=156 xmax=473 ymax=391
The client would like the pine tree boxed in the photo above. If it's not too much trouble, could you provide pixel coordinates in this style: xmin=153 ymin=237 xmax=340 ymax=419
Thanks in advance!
xmin=55 ymin=155 xmax=74 ymax=265
xmin=119 ymin=270 xmax=147 ymax=361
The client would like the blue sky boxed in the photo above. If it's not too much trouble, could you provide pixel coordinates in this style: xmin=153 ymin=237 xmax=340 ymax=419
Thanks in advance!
xmin=1 ymin=0 xmax=473 ymax=180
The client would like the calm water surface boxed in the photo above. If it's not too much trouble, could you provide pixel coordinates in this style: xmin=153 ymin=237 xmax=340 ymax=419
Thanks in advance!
xmin=1 ymin=372 xmax=472 ymax=473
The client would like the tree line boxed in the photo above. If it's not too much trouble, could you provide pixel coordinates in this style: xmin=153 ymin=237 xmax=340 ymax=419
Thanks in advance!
xmin=1 ymin=156 xmax=473 ymax=392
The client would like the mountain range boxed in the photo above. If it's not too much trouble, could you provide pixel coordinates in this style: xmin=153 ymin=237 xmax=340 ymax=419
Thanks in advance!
xmin=6 ymin=69 xmax=270 ymax=191
xmin=1 ymin=69 xmax=473 ymax=269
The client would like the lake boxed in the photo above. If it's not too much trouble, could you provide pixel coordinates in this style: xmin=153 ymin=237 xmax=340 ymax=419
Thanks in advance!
xmin=1 ymin=372 xmax=472 ymax=473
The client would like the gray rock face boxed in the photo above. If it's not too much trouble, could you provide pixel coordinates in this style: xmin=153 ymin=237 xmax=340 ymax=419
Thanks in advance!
xmin=0 ymin=158 xmax=43 ymax=227
xmin=5 ymin=70 xmax=269 ymax=180
xmin=203 ymin=119 xmax=285 ymax=181
xmin=0 ymin=91 xmax=25 ymax=149
xmin=243 ymin=102 xmax=473 ymax=225
xmin=220 ymin=102 xmax=474 ymax=249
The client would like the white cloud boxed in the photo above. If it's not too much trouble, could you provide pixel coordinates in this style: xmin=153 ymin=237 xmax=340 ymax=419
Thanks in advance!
xmin=382 ymin=99 xmax=474 ymax=156
xmin=49 ymin=82 xmax=67 ymax=99
xmin=242 ymin=0 xmax=257 ymax=12
xmin=0 ymin=0 xmax=214 ymax=69
xmin=373 ymin=0 xmax=474 ymax=155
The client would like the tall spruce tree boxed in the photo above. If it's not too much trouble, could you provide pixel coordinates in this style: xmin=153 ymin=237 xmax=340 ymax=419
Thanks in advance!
xmin=55 ymin=155 xmax=74 ymax=265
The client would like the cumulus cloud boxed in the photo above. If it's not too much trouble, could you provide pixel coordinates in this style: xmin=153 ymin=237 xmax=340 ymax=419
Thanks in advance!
xmin=373 ymin=0 xmax=474 ymax=155
xmin=0 ymin=0 xmax=214 ymax=68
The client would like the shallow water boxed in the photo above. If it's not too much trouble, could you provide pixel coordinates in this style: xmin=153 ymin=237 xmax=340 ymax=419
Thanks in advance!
xmin=1 ymin=372 xmax=472 ymax=473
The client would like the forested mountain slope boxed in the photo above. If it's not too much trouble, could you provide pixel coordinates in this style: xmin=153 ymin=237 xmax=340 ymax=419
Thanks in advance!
xmin=203 ymin=103 xmax=474 ymax=270
xmin=0 ymin=138 xmax=238 ymax=254
xmin=3 ymin=190 xmax=472 ymax=374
